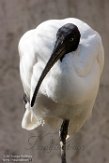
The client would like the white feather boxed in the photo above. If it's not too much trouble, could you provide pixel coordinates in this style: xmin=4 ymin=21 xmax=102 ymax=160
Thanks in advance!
xmin=18 ymin=18 xmax=104 ymax=135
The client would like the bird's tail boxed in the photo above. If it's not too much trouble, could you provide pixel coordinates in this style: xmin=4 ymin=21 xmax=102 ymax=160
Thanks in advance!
xmin=21 ymin=103 xmax=44 ymax=130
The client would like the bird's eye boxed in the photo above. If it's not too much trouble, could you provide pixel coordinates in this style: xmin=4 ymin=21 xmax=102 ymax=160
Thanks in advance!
xmin=69 ymin=38 xmax=74 ymax=41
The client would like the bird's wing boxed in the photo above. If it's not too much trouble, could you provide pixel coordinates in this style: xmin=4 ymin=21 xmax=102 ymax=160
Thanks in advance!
xmin=18 ymin=30 xmax=43 ymax=130
xmin=18 ymin=21 xmax=60 ymax=130
xmin=18 ymin=30 xmax=37 ymax=99
xmin=18 ymin=19 xmax=60 ymax=103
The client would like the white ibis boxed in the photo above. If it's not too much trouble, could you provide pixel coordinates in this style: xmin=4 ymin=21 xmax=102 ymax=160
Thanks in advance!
xmin=18 ymin=18 xmax=104 ymax=163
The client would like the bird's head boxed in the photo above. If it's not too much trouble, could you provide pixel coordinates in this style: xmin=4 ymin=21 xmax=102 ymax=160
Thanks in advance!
xmin=55 ymin=23 xmax=81 ymax=61
xmin=31 ymin=23 xmax=81 ymax=107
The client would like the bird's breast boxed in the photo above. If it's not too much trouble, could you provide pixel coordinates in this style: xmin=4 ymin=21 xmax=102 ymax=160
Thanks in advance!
xmin=43 ymin=57 xmax=99 ymax=106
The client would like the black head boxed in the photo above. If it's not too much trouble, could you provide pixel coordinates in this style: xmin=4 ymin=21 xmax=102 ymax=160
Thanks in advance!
xmin=30 ymin=23 xmax=81 ymax=107
xmin=56 ymin=23 xmax=81 ymax=55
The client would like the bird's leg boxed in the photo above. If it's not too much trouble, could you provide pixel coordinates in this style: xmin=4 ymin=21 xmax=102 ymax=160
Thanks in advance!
xmin=59 ymin=119 xmax=69 ymax=163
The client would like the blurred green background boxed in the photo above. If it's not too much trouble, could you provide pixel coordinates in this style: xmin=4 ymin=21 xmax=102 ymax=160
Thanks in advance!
xmin=0 ymin=0 xmax=109 ymax=163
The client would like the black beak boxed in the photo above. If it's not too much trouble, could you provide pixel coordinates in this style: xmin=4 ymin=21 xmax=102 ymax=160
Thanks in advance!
xmin=30 ymin=39 xmax=65 ymax=107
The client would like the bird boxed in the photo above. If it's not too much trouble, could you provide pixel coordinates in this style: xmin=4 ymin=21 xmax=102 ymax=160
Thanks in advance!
xmin=18 ymin=18 xmax=104 ymax=163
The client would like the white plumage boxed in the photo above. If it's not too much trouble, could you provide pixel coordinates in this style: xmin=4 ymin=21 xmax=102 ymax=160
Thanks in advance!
xmin=18 ymin=18 xmax=104 ymax=136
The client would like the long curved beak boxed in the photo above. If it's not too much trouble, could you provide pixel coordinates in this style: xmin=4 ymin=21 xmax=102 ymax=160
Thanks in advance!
xmin=31 ymin=39 xmax=65 ymax=107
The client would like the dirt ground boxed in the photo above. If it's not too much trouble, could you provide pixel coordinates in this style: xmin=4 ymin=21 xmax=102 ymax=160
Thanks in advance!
xmin=0 ymin=0 xmax=109 ymax=163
